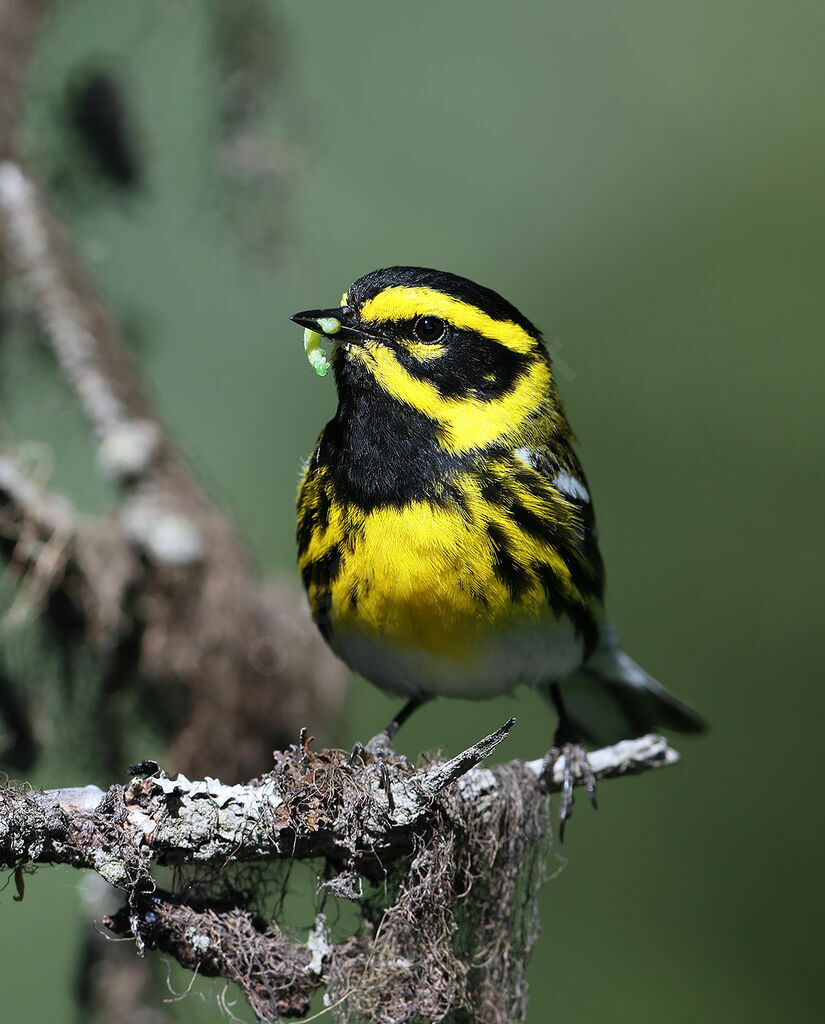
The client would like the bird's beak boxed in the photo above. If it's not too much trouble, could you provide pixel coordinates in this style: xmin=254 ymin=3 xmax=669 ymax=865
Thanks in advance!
xmin=290 ymin=307 xmax=344 ymax=333
xmin=290 ymin=307 xmax=386 ymax=345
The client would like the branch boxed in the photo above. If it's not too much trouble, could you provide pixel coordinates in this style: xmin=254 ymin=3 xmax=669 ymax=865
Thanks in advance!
xmin=0 ymin=451 xmax=135 ymax=638
xmin=0 ymin=731 xmax=678 ymax=881
xmin=101 ymin=900 xmax=366 ymax=1022
xmin=0 ymin=729 xmax=681 ymax=1021
xmin=534 ymin=731 xmax=679 ymax=784
xmin=0 ymin=161 xmax=158 ymax=456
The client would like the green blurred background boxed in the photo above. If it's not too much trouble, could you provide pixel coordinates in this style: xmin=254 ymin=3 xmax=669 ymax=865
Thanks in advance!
xmin=1 ymin=1 xmax=823 ymax=1021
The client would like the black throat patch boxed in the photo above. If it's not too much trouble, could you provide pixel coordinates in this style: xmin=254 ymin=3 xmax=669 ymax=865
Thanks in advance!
xmin=318 ymin=349 xmax=465 ymax=511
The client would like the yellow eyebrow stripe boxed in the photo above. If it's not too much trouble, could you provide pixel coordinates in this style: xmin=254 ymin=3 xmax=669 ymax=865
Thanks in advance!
xmin=359 ymin=344 xmax=553 ymax=453
xmin=360 ymin=286 xmax=536 ymax=355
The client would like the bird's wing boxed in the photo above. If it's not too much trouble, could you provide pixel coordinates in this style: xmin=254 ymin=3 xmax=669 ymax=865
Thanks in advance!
xmin=487 ymin=441 xmax=604 ymax=659
xmin=512 ymin=442 xmax=605 ymax=600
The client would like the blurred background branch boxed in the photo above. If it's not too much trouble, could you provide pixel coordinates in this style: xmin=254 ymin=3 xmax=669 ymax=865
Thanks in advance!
xmin=0 ymin=1 xmax=346 ymax=1020
xmin=0 ymin=0 xmax=345 ymax=775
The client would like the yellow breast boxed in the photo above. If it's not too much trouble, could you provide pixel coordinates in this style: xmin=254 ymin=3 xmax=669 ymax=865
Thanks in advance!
xmin=299 ymin=467 xmax=583 ymax=663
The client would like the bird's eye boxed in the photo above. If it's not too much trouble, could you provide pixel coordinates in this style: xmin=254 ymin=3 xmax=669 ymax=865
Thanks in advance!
xmin=414 ymin=315 xmax=446 ymax=344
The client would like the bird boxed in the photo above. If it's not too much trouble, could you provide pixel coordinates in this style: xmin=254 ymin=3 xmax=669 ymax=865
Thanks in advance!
xmin=291 ymin=266 xmax=705 ymax=832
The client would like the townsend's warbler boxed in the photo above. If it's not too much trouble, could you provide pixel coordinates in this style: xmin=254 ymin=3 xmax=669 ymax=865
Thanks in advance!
xmin=292 ymin=267 xmax=705 ymax=820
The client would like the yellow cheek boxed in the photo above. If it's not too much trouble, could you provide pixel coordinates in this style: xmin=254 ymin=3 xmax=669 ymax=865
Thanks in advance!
xmin=365 ymin=346 xmax=553 ymax=454
xmin=405 ymin=341 xmax=447 ymax=361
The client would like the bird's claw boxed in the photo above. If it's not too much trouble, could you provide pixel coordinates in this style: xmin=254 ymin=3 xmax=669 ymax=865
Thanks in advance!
xmin=348 ymin=741 xmax=366 ymax=765
xmin=348 ymin=734 xmax=414 ymax=770
xmin=546 ymin=742 xmax=597 ymax=841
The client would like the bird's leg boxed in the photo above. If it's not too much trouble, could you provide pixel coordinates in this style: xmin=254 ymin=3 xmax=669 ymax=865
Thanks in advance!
xmin=546 ymin=683 xmax=597 ymax=840
xmin=366 ymin=696 xmax=423 ymax=768
xmin=382 ymin=696 xmax=425 ymax=741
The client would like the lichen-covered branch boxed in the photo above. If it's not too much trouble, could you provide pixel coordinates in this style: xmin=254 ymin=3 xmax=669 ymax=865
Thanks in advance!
xmin=102 ymin=898 xmax=366 ymax=1022
xmin=0 ymin=729 xmax=680 ymax=1022
xmin=0 ymin=730 xmax=677 ymax=882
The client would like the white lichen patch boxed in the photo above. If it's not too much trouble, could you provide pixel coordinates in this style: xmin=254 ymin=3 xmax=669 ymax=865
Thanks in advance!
xmin=121 ymin=504 xmax=204 ymax=565
xmin=305 ymin=914 xmax=331 ymax=975
xmin=186 ymin=929 xmax=212 ymax=956
xmin=150 ymin=773 xmax=285 ymax=813
xmin=98 ymin=419 xmax=160 ymax=479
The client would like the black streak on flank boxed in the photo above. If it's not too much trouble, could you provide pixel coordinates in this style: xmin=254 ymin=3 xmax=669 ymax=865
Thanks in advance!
xmin=314 ymin=588 xmax=334 ymax=640
xmin=479 ymin=473 xmax=513 ymax=509
xmin=296 ymin=508 xmax=314 ymax=556
xmin=535 ymin=562 xmax=572 ymax=621
xmin=301 ymin=544 xmax=342 ymax=590
xmin=296 ymin=480 xmax=335 ymax=556
xmin=513 ymin=450 xmax=606 ymax=607
xmin=509 ymin=498 xmax=560 ymax=548
xmin=512 ymin=493 xmax=603 ymax=628
xmin=481 ymin=466 xmax=601 ymax=627
xmin=534 ymin=562 xmax=599 ymax=658
xmin=314 ymin=483 xmax=331 ymax=533
xmin=487 ymin=523 xmax=531 ymax=601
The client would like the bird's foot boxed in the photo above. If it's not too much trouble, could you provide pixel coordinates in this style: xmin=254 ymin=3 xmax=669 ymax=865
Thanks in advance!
xmin=545 ymin=741 xmax=597 ymax=841
xmin=368 ymin=730 xmax=415 ymax=767
xmin=348 ymin=734 xmax=415 ymax=812
xmin=346 ymin=696 xmax=424 ymax=772
xmin=348 ymin=731 xmax=415 ymax=769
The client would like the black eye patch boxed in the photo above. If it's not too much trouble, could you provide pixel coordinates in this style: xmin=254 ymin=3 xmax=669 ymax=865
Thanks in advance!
xmin=397 ymin=327 xmax=533 ymax=399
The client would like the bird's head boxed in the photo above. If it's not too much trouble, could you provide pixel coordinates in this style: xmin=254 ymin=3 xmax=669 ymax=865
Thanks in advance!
xmin=292 ymin=266 xmax=562 ymax=454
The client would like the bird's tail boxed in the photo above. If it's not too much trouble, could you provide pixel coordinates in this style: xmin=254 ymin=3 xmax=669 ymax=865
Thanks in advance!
xmin=554 ymin=625 xmax=707 ymax=747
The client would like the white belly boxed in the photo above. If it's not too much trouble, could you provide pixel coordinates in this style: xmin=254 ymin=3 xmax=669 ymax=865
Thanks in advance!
xmin=329 ymin=614 xmax=584 ymax=701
